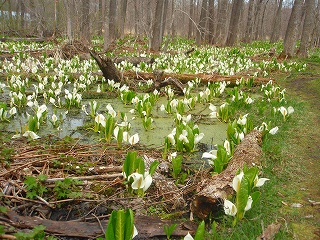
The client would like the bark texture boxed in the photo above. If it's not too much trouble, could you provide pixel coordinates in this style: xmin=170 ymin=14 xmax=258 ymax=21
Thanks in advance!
xmin=90 ymin=50 xmax=121 ymax=82
xmin=190 ymin=130 xmax=263 ymax=219
xmin=280 ymin=0 xmax=304 ymax=58
xmin=225 ymin=0 xmax=244 ymax=46
xmin=270 ymin=0 xmax=283 ymax=43
xmin=297 ymin=0 xmax=316 ymax=57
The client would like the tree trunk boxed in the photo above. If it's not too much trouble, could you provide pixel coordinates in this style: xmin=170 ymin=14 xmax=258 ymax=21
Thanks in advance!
xmin=208 ymin=0 xmax=215 ymax=44
xmin=28 ymin=0 xmax=37 ymax=36
xmin=280 ymin=0 xmax=304 ymax=58
xmin=19 ymin=0 xmax=26 ymax=30
xmin=216 ymin=0 xmax=229 ymax=45
xmin=159 ymin=0 xmax=169 ymax=42
xmin=188 ymin=0 xmax=195 ymax=39
xmin=270 ymin=0 xmax=283 ymax=43
xmin=109 ymin=0 xmax=117 ymax=43
xmin=118 ymin=0 xmax=128 ymax=39
xmin=191 ymin=130 xmax=263 ymax=219
xmin=258 ymin=0 xmax=270 ymax=40
xmin=162 ymin=0 xmax=176 ymax=52
xmin=244 ymin=0 xmax=255 ymax=43
xmin=90 ymin=50 xmax=121 ymax=82
xmin=150 ymin=0 xmax=165 ymax=51
xmin=63 ymin=0 xmax=73 ymax=41
xmin=146 ymin=0 xmax=152 ymax=37
xmin=196 ymin=0 xmax=208 ymax=45
xmin=98 ymin=0 xmax=105 ymax=36
xmin=253 ymin=0 xmax=264 ymax=40
xmin=297 ymin=0 xmax=316 ymax=57
xmin=80 ymin=0 xmax=90 ymax=44
xmin=225 ymin=0 xmax=244 ymax=46
xmin=103 ymin=0 xmax=110 ymax=50
xmin=311 ymin=0 xmax=320 ymax=48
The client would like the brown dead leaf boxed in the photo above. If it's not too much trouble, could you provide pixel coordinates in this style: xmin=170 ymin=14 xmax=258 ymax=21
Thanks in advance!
xmin=257 ymin=223 xmax=281 ymax=240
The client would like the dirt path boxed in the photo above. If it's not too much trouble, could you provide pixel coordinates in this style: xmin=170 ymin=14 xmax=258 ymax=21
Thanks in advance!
xmin=279 ymin=63 xmax=320 ymax=239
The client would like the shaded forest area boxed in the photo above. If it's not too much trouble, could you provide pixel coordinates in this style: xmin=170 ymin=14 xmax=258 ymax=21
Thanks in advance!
xmin=0 ymin=0 xmax=319 ymax=58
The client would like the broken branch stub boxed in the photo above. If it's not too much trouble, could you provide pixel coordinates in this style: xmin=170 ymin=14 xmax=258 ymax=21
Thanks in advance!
xmin=90 ymin=50 xmax=121 ymax=82
xmin=190 ymin=130 xmax=263 ymax=219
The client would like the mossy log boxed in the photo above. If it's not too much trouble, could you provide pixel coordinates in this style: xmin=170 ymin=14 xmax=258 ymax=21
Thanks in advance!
xmin=190 ymin=130 xmax=263 ymax=219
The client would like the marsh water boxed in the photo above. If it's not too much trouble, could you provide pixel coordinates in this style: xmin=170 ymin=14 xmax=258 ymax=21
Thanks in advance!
xmin=1 ymin=92 xmax=227 ymax=151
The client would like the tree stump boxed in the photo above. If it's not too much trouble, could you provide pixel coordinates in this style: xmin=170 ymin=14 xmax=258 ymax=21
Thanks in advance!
xmin=90 ymin=50 xmax=121 ymax=82
xmin=190 ymin=130 xmax=263 ymax=219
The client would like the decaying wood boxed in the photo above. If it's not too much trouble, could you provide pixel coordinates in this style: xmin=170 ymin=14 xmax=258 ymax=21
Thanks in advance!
xmin=4 ymin=210 xmax=195 ymax=238
xmin=143 ymin=155 xmax=186 ymax=209
xmin=123 ymin=71 xmax=271 ymax=86
xmin=112 ymin=56 xmax=155 ymax=66
xmin=257 ymin=223 xmax=281 ymax=240
xmin=190 ymin=130 xmax=263 ymax=219
xmin=153 ymin=172 xmax=186 ymax=209
xmin=90 ymin=50 xmax=122 ymax=82
xmin=154 ymin=74 xmax=185 ymax=95
xmin=60 ymin=40 xmax=91 ymax=60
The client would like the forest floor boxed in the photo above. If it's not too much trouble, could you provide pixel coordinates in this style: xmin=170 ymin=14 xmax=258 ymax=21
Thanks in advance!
xmin=0 ymin=39 xmax=319 ymax=239
xmin=271 ymin=61 xmax=320 ymax=239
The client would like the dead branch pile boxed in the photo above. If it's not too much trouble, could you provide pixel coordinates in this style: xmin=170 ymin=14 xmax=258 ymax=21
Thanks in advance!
xmin=0 ymin=140 xmax=196 ymax=239
xmin=59 ymin=40 xmax=91 ymax=60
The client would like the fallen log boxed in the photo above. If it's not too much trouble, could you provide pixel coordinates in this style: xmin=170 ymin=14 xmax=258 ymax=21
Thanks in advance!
xmin=5 ymin=210 xmax=195 ymax=238
xmin=190 ymin=130 xmax=263 ymax=219
xmin=123 ymin=71 xmax=271 ymax=86
xmin=0 ymin=37 xmax=49 ymax=42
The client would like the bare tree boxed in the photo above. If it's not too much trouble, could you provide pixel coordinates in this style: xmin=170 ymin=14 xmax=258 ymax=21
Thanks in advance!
xmin=118 ymin=0 xmax=128 ymax=39
xmin=188 ymin=0 xmax=195 ymax=39
xmin=311 ymin=0 xmax=320 ymax=47
xmin=244 ymin=0 xmax=255 ymax=42
xmin=280 ymin=0 xmax=304 ymax=58
xmin=150 ymin=0 xmax=168 ymax=51
xmin=216 ymin=0 xmax=229 ymax=45
xmin=297 ymin=0 xmax=316 ymax=57
xmin=225 ymin=0 xmax=244 ymax=46
xmin=80 ymin=0 xmax=90 ymax=44
xmin=109 ymin=0 xmax=117 ymax=43
xmin=196 ymin=0 xmax=208 ymax=45
xmin=253 ymin=0 xmax=264 ymax=40
xmin=103 ymin=0 xmax=110 ymax=50
xmin=19 ymin=0 xmax=26 ymax=30
xmin=270 ymin=0 xmax=283 ymax=43
xmin=208 ymin=0 xmax=215 ymax=44
xmin=258 ymin=0 xmax=270 ymax=40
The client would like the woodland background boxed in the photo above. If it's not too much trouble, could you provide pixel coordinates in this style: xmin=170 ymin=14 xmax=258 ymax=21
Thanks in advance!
xmin=0 ymin=0 xmax=319 ymax=57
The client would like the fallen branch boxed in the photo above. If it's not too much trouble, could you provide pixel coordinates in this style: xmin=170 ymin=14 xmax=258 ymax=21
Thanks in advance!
xmin=5 ymin=210 xmax=195 ymax=238
xmin=190 ymin=130 xmax=263 ymax=219
xmin=44 ymin=173 xmax=123 ymax=183
xmin=0 ymin=37 xmax=49 ymax=42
